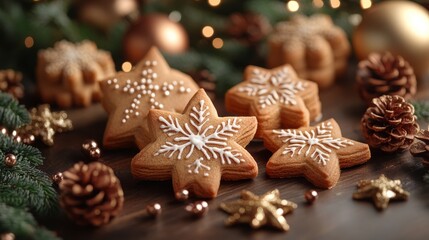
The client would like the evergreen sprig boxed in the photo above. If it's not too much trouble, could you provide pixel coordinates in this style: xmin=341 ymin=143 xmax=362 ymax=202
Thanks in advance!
xmin=0 ymin=203 xmax=60 ymax=240
xmin=0 ymin=92 xmax=30 ymax=129
xmin=0 ymin=134 xmax=58 ymax=215
xmin=412 ymin=100 xmax=429 ymax=122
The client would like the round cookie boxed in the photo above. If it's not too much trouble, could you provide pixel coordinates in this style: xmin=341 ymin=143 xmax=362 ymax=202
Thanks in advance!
xmin=37 ymin=40 xmax=115 ymax=108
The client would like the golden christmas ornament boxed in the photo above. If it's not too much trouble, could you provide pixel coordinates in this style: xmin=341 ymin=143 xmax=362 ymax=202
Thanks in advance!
xmin=146 ymin=203 xmax=162 ymax=217
xmin=17 ymin=104 xmax=73 ymax=146
xmin=353 ymin=174 xmax=409 ymax=210
xmin=4 ymin=153 xmax=17 ymax=167
xmin=220 ymin=189 xmax=297 ymax=231
xmin=353 ymin=1 xmax=429 ymax=78
xmin=185 ymin=201 xmax=208 ymax=218
xmin=123 ymin=14 xmax=189 ymax=64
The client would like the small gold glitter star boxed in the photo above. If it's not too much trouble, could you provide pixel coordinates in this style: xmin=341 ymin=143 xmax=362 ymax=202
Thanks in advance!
xmin=353 ymin=174 xmax=409 ymax=210
xmin=18 ymin=104 xmax=72 ymax=146
xmin=220 ymin=189 xmax=297 ymax=231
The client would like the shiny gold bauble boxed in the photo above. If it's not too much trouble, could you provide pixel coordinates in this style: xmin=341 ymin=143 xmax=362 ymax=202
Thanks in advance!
xmin=353 ymin=1 xmax=429 ymax=78
xmin=123 ymin=14 xmax=189 ymax=64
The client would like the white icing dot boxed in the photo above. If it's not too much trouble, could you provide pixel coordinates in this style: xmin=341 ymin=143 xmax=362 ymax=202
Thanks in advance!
xmin=114 ymin=84 xmax=120 ymax=89
xmin=122 ymin=119 xmax=126 ymax=123
xmin=107 ymin=79 xmax=112 ymax=84
xmin=145 ymin=60 xmax=151 ymax=66
xmin=113 ymin=78 xmax=118 ymax=83
xmin=164 ymin=91 xmax=170 ymax=96
xmin=152 ymin=61 xmax=157 ymax=65
xmin=159 ymin=104 xmax=164 ymax=109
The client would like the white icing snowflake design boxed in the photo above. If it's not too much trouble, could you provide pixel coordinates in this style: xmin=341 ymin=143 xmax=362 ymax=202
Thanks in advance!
xmin=154 ymin=100 xmax=243 ymax=176
xmin=238 ymin=67 xmax=306 ymax=109
xmin=273 ymin=122 xmax=353 ymax=165
xmin=106 ymin=60 xmax=192 ymax=124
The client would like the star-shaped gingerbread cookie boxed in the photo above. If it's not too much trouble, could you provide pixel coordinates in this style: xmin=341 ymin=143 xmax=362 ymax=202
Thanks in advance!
xmin=131 ymin=89 xmax=258 ymax=198
xmin=100 ymin=47 xmax=199 ymax=149
xmin=262 ymin=119 xmax=371 ymax=189
xmin=353 ymin=174 xmax=409 ymax=210
xmin=225 ymin=65 xmax=321 ymax=138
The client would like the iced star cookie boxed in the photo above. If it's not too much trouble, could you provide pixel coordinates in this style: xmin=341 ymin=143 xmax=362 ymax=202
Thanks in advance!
xmin=131 ymin=89 xmax=258 ymax=198
xmin=100 ymin=47 xmax=199 ymax=149
xmin=262 ymin=119 xmax=370 ymax=189
xmin=225 ymin=65 xmax=321 ymax=138
xmin=37 ymin=40 xmax=115 ymax=108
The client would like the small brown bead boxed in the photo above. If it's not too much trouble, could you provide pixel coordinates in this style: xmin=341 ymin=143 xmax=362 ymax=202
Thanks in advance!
xmin=52 ymin=172 xmax=64 ymax=184
xmin=175 ymin=189 xmax=189 ymax=201
xmin=185 ymin=201 xmax=208 ymax=218
xmin=21 ymin=134 xmax=35 ymax=145
xmin=88 ymin=147 xmax=101 ymax=160
xmin=82 ymin=139 xmax=98 ymax=151
xmin=305 ymin=190 xmax=318 ymax=204
xmin=146 ymin=203 xmax=162 ymax=217
xmin=4 ymin=153 xmax=17 ymax=167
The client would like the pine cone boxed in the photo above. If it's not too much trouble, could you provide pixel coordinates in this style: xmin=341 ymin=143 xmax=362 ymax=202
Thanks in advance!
xmin=361 ymin=95 xmax=419 ymax=153
xmin=0 ymin=69 xmax=24 ymax=99
xmin=356 ymin=52 xmax=416 ymax=104
xmin=227 ymin=12 xmax=271 ymax=45
xmin=410 ymin=130 xmax=429 ymax=169
xmin=59 ymin=162 xmax=124 ymax=226
xmin=188 ymin=69 xmax=216 ymax=100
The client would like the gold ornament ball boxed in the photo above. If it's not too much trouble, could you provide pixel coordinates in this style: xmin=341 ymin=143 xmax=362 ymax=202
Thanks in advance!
xmin=304 ymin=190 xmax=318 ymax=204
xmin=52 ymin=172 xmax=64 ymax=185
xmin=353 ymin=1 xmax=429 ymax=77
xmin=82 ymin=139 xmax=98 ymax=151
xmin=4 ymin=153 xmax=17 ymax=167
xmin=175 ymin=189 xmax=189 ymax=201
xmin=123 ymin=14 xmax=189 ymax=64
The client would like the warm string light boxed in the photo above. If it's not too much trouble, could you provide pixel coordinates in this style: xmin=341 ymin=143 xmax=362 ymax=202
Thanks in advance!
xmin=287 ymin=0 xmax=300 ymax=12
xmin=212 ymin=38 xmax=223 ymax=49
xmin=360 ymin=0 xmax=372 ymax=9
xmin=169 ymin=11 xmax=182 ymax=22
xmin=24 ymin=36 xmax=34 ymax=48
xmin=313 ymin=0 xmax=324 ymax=8
xmin=122 ymin=62 xmax=132 ymax=72
xmin=330 ymin=0 xmax=340 ymax=8
xmin=202 ymin=26 xmax=214 ymax=38
xmin=208 ymin=0 xmax=221 ymax=7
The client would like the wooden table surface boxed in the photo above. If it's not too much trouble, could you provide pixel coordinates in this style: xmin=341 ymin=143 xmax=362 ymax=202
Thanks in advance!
xmin=40 ymin=71 xmax=429 ymax=240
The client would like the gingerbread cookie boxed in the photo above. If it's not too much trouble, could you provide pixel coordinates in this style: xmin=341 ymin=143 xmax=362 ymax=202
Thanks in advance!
xmin=225 ymin=65 xmax=321 ymax=138
xmin=262 ymin=119 xmax=370 ymax=189
xmin=268 ymin=14 xmax=350 ymax=88
xmin=100 ymin=47 xmax=199 ymax=149
xmin=131 ymin=89 xmax=258 ymax=198
xmin=37 ymin=40 xmax=115 ymax=108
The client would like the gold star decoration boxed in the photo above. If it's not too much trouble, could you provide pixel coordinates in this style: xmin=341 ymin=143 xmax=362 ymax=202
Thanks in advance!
xmin=18 ymin=104 xmax=73 ymax=146
xmin=220 ymin=189 xmax=297 ymax=231
xmin=353 ymin=174 xmax=409 ymax=210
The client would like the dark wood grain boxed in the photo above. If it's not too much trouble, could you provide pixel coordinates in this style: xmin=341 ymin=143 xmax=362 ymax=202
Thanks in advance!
xmin=40 ymin=69 xmax=429 ymax=240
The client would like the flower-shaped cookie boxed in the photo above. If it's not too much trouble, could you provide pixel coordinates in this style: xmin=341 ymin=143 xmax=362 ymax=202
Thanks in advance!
xmin=131 ymin=89 xmax=258 ymax=198
xmin=263 ymin=119 xmax=371 ymax=189
xmin=37 ymin=40 xmax=115 ymax=108
xmin=226 ymin=65 xmax=321 ymax=138
xmin=100 ymin=47 xmax=199 ymax=149
xmin=268 ymin=14 xmax=350 ymax=88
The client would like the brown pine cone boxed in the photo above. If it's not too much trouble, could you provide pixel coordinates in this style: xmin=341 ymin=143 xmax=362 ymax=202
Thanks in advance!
xmin=361 ymin=95 xmax=419 ymax=153
xmin=356 ymin=52 xmax=416 ymax=104
xmin=410 ymin=130 xmax=429 ymax=169
xmin=0 ymin=69 xmax=24 ymax=99
xmin=227 ymin=12 xmax=271 ymax=45
xmin=59 ymin=162 xmax=124 ymax=226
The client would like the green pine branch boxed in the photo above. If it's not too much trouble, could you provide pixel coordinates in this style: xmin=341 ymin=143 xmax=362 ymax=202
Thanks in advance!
xmin=0 ymin=134 xmax=58 ymax=215
xmin=0 ymin=203 xmax=60 ymax=240
xmin=0 ymin=92 xmax=30 ymax=129
xmin=412 ymin=100 xmax=429 ymax=122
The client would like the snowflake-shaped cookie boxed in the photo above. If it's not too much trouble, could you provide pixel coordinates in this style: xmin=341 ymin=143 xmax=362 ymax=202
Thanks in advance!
xmin=263 ymin=119 xmax=371 ymax=189
xmin=238 ymin=66 xmax=306 ymax=108
xmin=100 ymin=47 xmax=199 ymax=149
xmin=226 ymin=65 xmax=321 ymax=137
xmin=37 ymin=40 xmax=115 ymax=108
xmin=131 ymin=89 xmax=258 ymax=198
